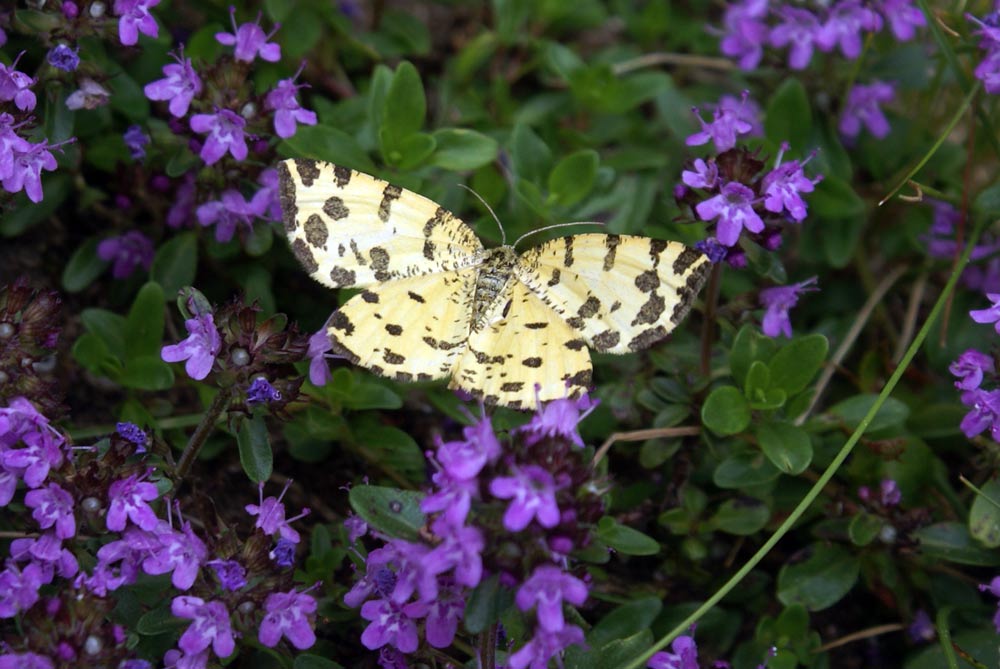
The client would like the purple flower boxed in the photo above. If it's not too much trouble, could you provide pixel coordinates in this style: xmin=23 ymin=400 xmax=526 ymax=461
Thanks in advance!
xmin=950 ymin=350 xmax=995 ymax=391
xmin=508 ymin=625 xmax=586 ymax=669
xmin=908 ymin=609 xmax=935 ymax=642
xmin=114 ymin=0 xmax=160 ymax=46
xmin=3 ymin=141 xmax=60 ymax=203
xmin=759 ymin=277 xmax=818 ymax=338
xmin=10 ymin=532 xmax=78 ymax=580
xmin=0 ymin=55 xmax=37 ymax=112
xmin=161 ymin=311 xmax=222 ymax=380
xmin=686 ymin=97 xmax=754 ymax=152
xmin=265 ymin=73 xmax=318 ymax=139
xmin=189 ymin=109 xmax=248 ymax=165
xmin=839 ymin=81 xmax=895 ymax=139
xmin=116 ymin=421 xmax=148 ymax=452
xmin=976 ymin=51 xmax=1000 ymax=93
xmin=694 ymin=238 xmax=727 ymax=263
xmin=0 ymin=561 xmax=46 ymax=617
xmin=65 ymin=78 xmax=111 ymax=110
xmin=960 ymin=388 xmax=1000 ymax=441
xmin=163 ymin=648 xmax=209 ymax=669
xmin=245 ymin=481 xmax=310 ymax=542
xmin=377 ymin=648 xmax=408 ymax=669
xmin=969 ymin=10 xmax=1000 ymax=50
xmin=981 ymin=577 xmax=1000 ymax=632
xmin=77 ymin=527 xmax=155 ymax=595
xmin=215 ymin=7 xmax=281 ymax=63
xmin=142 ymin=519 xmax=208 ymax=590
xmin=718 ymin=0 xmax=769 ymax=70
xmin=761 ymin=146 xmax=820 ymax=222
xmin=682 ymin=158 xmax=718 ymax=190
xmin=25 ymin=483 xmax=76 ymax=539
xmin=880 ymin=479 xmax=901 ymax=506
xmin=47 ymin=44 xmax=80 ymax=72
xmin=879 ymin=0 xmax=925 ymax=41
xmin=417 ymin=587 xmax=464 ymax=648
xmin=695 ymin=182 xmax=764 ymax=247
xmin=769 ymin=7 xmax=822 ymax=70
xmin=490 ymin=465 xmax=561 ymax=531
xmin=250 ymin=168 xmax=283 ymax=222
xmin=360 ymin=598 xmax=420 ymax=653
xmin=516 ymin=565 xmax=588 ymax=632
xmin=259 ymin=589 xmax=318 ymax=650
xmin=0 ymin=653 xmax=53 ymax=669
xmin=144 ymin=54 xmax=203 ymax=118
xmin=171 ymin=596 xmax=235 ymax=659
xmin=384 ymin=539 xmax=439 ymax=604
xmin=247 ymin=377 xmax=281 ymax=405
xmin=648 ymin=635 xmax=699 ymax=669
xmin=97 ymin=231 xmax=154 ymax=279
xmin=207 ymin=559 xmax=246 ymax=591
xmin=124 ymin=125 xmax=150 ymax=160
xmin=269 ymin=537 xmax=297 ymax=567
xmin=1 ymin=423 xmax=66 ymax=490
xmin=107 ymin=472 xmax=160 ymax=531
xmin=436 ymin=415 xmax=501 ymax=480
xmin=167 ymin=174 xmax=197 ymax=228
xmin=971 ymin=293 xmax=1000 ymax=333
xmin=345 ymin=513 xmax=368 ymax=543
xmin=521 ymin=393 xmax=598 ymax=449
xmin=420 ymin=467 xmax=477 ymax=529
xmin=196 ymin=190 xmax=257 ymax=243
xmin=426 ymin=523 xmax=484 ymax=588
xmin=816 ymin=0 xmax=882 ymax=59
xmin=307 ymin=328 xmax=333 ymax=386
xmin=0 ymin=114 xmax=32 ymax=182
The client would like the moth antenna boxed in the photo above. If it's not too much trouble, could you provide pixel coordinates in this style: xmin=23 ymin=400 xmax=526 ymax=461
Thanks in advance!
xmin=458 ymin=184 xmax=506 ymax=246
xmin=512 ymin=221 xmax=606 ymax=249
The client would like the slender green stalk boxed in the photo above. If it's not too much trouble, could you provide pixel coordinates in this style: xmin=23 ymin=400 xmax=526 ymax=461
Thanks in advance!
xmin=621 ymin=218 xmax=986 ymax=669
xmin=959 ymin=474 xmax=1000 ymax=511
xmin=176 ymin=386 xmax=235 ymax=479
xmin=936 ymin=606 xmax=960 ymax=669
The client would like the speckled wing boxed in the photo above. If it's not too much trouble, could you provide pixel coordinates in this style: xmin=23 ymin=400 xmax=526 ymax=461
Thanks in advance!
xmin=327 ymin=268 xmax=478 ymax=383
xmin=448 ymin=281 xmax=592 ymax=409
xmin=278 ymin=159 xmax=483 ymax=289
xmin=514 ymin=234 xmax=709 ymax=354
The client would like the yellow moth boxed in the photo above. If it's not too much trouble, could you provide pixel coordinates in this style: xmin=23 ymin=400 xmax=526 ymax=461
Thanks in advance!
xmin=277 ymin=159 xmax=710 ymax=409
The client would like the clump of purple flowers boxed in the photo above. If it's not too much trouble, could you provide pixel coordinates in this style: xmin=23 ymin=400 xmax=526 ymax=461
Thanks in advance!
xmin=345 ymin=393 xmax=604 ymax=667
xmin=951 ymin=293 xmax=1000 ymax=443
xmin=679 ymin=98 xmax=822 ymax=260
xmin=968 ymin=9 xmax=1000 ymax=94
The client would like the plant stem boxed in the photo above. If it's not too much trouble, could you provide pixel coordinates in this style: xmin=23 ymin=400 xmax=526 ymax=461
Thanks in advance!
xmin=176 ymin=387 xmax=234 ymax=479
xmin=479 ymin=623 xmax=498 ymax=669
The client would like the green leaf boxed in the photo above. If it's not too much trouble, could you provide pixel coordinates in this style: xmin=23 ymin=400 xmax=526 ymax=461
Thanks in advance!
xmin=756 ymin=422 xmax=812 ymax=475
xmin=713 ymin=452 xmax=782 ymax=489
xmin=0 ymin=173 xmax=72 ymax=237
xmin=848 ymin=512 xmax=884 ymax=546
xmin=701 ymin=385 xmax=751 ymax=436
xmin=118 ymin=356 xmax=174 ymax=390
xmin=151 ymin=233 xmax=198 ymax=298
xmin=278 ymin=7 xmax=323 ymax=59
xmin=829 ymin=394 xmax=910 ymax=435
xmin=353 ymin=424 xmax=424 ymax=482
xmin=548 ymin=149 xmax=599 ymax=207
xmin=765 ymin=78 xmax=812 ymax=152
xmin=136 ymin=603 xmax=188 ymax=635
xmin=293 ymin=655 xmax=344 ymax=669
xmin=348 ymin=485 xmax=426 ymax=541
xmin=743 ymin=360 xmax=770 ymax=398
xmin=464 ymin=574 xmax=514 ymax=634
xmin=969 ymin=478 xmax=1000 ymax=548
xmin=509 ymin=123 xmax=553 ymax=184
xmin=108 ymin=71 xmax=150 ymax=122
xmin=62 ymin=237 xmax=108 ymax=293
xmin=810 ymin=175 xmax=865 ymax=219
xmin=914 ymin=522 xmax=1000 ymax=566
xmin=429 ymin=128 xmax=499 ymax=171
xmin=238 ymin=414 xmax=273 ymax=483
xmin=386 ymin=130 xmax=436 ymax=170
xmin=81 ymin=308 xmax=127 ymax=359
xmin=125 ymin=283 xmax=166 ymax=361
xmin=777 ymin=544 xmax=860 ymax=611
xmin=279 ymin=125 xmax=376 ymax=172
xmin=380 ymin=61 xmax=426 ymax=157
xmin=709 ymin=497 xmax=771 ymax=535
xmin=729 ymin=325 xmax=777 ymax=389
xmin=567 ymin=630 xmax=653 ymax=669
xmin=595 ymin=517 xmax=660 ymax=556
xmin=588 ymin=596 xmax=662 ymax=648
xmin=768 ymin=335 xmax=828 ymax=396
xmin=72 ymin=332 xmax=119 ymax=378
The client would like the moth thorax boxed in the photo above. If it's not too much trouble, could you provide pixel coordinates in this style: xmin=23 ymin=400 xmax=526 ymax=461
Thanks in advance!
xmin=471 ymin=246 xmax=518 ymax=330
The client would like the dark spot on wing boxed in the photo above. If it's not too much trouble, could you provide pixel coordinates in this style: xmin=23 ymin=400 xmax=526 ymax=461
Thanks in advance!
xmin=592 ymin=330 xmax=620 ymax=351
xmin=565 ymin=369 xmax=593 ymax=388
xmin=635 ymin=270 xmax=660 ymax=293
xmin=337 ymin=243 xmax=345 ymax=257
xmin=631 ymin=293 xmax=666 ymax=326
xmin=522 ymin=357 xmax=542 ymax=368
xmin=423 ymin=207 xmax=448 ymax=237
xmin=294 ymin=159 xmax=319 ymax=186
xmin=378 ymin=184 xmax=402 ymax=222
xmin=291 ymin=238 xmax=318 ymax=274
xmin=565 ymin=339 xmax=586 ymax=351
xmin=566 ymin=317 xmax=584 ymax=329
xmin=501 ymin=300 xmax=512 ymax=318
xmin=333 ymin=165 xmax=352 ymax=188
xmin=395 ymin=371 xmax=413 ymax=383
xmin=417 ymin=373 xmax=433 ymax=382
xmin=328 ymin=336 xmax=359 ymax=363
xmin=350 ymin=240 xmax=367 ymax=266
xmin=609 ymin=301 xmax=621 ymax=313
xmin=304 ymin=214 xmax=328 ymax=249
xmin=603 ymin=234 xmax=621 ymax=271
xmin=501 ymin=382 xmax=524 ymax=392
xmin=563 ymin=237 xmax=574 ymax=267
xmin=384 ymin=350 xmax=405 ymax=365
xmin=547 ymin=268 xmax=561 ymax=287
xmin=673 ymin=247 xmax=703 ymax=274
xmin=329 ymin=311 xmax=355 ymax=336
xmin=423 ymin=240 xmax=436 ymax=261
xmin=628 ymin=325 xmax=667 ymax=351
xmin=525 ymin=322 xmax=549 ymax=329
xmin=385 ymin=324 xmax=403 ymax=336
xmin=277 ymin=162 xmax=298 ymax=233
xmin=578 ymin=296 xmax=601 ymax=318
xmin=329 ymin=266 xmax=356 ymax=286
xmin=361 ymin=290 xmax=380 ymax=303
xmin=649 ymin=239 xmax=668 ymax=265
xmin=370 ymin=364 xmax=384 ymax=376
xmin=370 ymin=247 xmax=391 ymax=281
xmin=408 ymin=291 xmax=425 ymax=303
xmin=323 ymin=196 xmax=350 ymax=220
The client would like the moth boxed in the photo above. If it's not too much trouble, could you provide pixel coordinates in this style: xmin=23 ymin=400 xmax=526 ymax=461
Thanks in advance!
xmin=277 ymin=158 xmax=710 ymax=409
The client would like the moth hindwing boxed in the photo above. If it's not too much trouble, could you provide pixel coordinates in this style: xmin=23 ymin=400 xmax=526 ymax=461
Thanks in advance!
xmin=278 ymin=158 xmax=710 ymax=409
